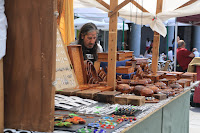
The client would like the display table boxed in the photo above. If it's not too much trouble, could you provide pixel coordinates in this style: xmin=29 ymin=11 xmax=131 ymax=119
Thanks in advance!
xmin=117 ymin=81 xmax=200 ymax=133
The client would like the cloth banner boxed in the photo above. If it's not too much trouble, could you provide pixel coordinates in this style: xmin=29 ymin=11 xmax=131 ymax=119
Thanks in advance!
xmin=59 ymin=0 xmax=75 ymax=46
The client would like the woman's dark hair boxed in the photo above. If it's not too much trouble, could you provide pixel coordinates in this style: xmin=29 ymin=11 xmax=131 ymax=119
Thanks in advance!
xmin=78 ymin=23 xmax=99 ymax=61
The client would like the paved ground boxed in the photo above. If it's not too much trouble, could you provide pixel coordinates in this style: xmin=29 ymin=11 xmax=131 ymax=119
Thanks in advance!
xmin=189 ymin=107 xmax=200 ymax=133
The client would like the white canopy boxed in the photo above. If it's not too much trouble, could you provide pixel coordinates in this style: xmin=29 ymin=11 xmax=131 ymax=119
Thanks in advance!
xmin=74 ymin=0 xmax=200 ymax=37
xmin=74 ymin=18 xmax=129 ymax=31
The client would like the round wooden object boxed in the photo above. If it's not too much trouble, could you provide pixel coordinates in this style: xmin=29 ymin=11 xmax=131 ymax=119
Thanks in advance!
xmin=116 ymin=84 xmax=132 ymax=93
xmin=140 ymin=88 xmax=154 ymax=97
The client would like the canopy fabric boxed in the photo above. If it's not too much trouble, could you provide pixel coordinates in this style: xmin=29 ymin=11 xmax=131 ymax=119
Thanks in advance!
xmin=177 ymin=14 xmax=200 ymax=25
xmin=74 ymin=0 xmax=200 ymax=37
xmin=59 ymin=0 xmax=75 ymax=46
xmin=74 ymin=18 xmax=129 ymax=31
xmin=0 ymin=0 xmax=7 ymax=60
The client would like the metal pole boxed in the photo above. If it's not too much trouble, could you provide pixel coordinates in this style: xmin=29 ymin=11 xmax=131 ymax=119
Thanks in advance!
xmin=174 ymin=18 xmax=178 ymax=72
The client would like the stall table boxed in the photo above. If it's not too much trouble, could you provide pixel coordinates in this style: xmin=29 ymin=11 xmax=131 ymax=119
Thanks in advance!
xmin=117 ymin=81 xmax=200 ymax=133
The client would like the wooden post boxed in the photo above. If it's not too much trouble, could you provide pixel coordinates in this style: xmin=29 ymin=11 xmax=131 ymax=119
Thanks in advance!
xmin=107 ymin=0 xmax=118 ymax=88
xmin=0 ymin=59 xmax=3 ymax=133
xmin=4 ymin=0 xmax=56 ymax=131
xmin=152 ymin=0 xmax=163 ymax=74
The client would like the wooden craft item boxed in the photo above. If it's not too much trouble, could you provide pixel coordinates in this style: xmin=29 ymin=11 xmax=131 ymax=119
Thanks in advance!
xmin=140 ymin=88 xmax=154 ymax=97
xmin=153 ymin=94 xmax=167 ymax=100
xmin=114 ymin=94 xmax=128 ymax=105
xmin=97 ymin=69 xmax=107 ymax=82
xmin=135 ymin=58 xmax=148 ymax=65
xmin=145 ymin=74 xmax=160 ymax=83
xmin=76 ymin=89 xmax=101 ymax=99
xmin=168 ymin=72 xmax=184 ymax=80
xmin=116 ymin=66 xmax=134 ymax=74
xmin=116 ymin=84 xmax=132 ymax=93
xmin=118 ymin=51 xmax=134 ymax=59
xmin=90 ymin=86 xmax=114 ymax=91
xmin=98 ymin=81 xmax=108 ymax=86
xmin=126 ymin=95 xmax=145 ymax=106
xmin=133 ymin=85 xmax=145 ymax=96
xmin=146 ymin=85 xmax=159 ymax=93
xmin=178 ymin=78 xmax=192 ymax=87
xmin=67 ymin=45 xmax=87 ymax=85
xmin=169 ymin=82 xmax=183 ymax=89
xmin=129 ymin=79 xmax=149 ymax=86
xmin=165 ymin=73 xmax=177 ymax=79
xmin=56 ymin=88 xmax=80 ymax=96
xmin=182 ymin=72 xmax=197 ymax=82
xmin=175 ymin=80 xmax=187 ymax=88
xmin=55 ymin=28 xmax=78 ymax=90
xmin=73 ymin=84 xmax=92 ymax=90
xmin=84 ymin=60 xmax=99 ymax=84
xmin=95 ymin=91 xmax=121 ymax=103
xmin=97 ymin=52 xmax=125 ymax=62
xmin=117 ymin=79 xmax=131 ymax=85
xmin=145 ymin=99 xmax=159 ymax=103
xmin=159 ymin=78 xmax=174 ymax=86
xmin=126 ymin=60 xmax=136 ymax=68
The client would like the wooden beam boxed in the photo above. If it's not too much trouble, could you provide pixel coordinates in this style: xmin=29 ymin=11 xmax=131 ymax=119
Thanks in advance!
xmin=0 ymin=59 xmax=4 ymax=133
xmin=152 ymin=0 xmax=163 ymax=74
xmin=108 ymin=0 xmax=131 ymax=17
xmin=130 ymin=0 xmax=149 ymax=13
xmin=107 ymin=0 xmax=118 ymax=89
xmin=176 ymin=0 xmax=197 ymax=10
xmin=96 ymin=0 xmax=110 ymax=10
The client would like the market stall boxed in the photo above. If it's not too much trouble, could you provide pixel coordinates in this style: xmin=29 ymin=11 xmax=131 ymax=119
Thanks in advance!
xmin=2 ymin=0 xmax=200 ymax=133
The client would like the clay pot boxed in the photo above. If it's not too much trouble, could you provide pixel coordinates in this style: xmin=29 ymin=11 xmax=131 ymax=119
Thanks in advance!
xmin=133 ymin=85 xmax=145 ymax=95
xmin=116 ymin=84 xmax=132 ymax=93
xmin=140 ymin=88 xmax=154 ymax=97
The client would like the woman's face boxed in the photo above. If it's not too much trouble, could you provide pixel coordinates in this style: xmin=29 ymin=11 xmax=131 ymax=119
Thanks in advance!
xmin=82 ymin=31 xmax=97 ymax=49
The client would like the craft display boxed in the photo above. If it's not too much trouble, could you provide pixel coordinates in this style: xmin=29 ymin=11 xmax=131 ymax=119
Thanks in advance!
xmin=84 ymin=60 xmax=99 ymax=84
xmin=54 ymin=28 xmax=78 ymax=90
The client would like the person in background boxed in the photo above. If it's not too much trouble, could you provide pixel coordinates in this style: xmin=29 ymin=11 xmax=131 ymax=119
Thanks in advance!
xmin=192 ymin=48 xmax=200 ymax=57
xmin=145 ymin=38 xmax=151 ymax=51
xmin=144 ymin=46 xmax=152 ymax=59
xmin=70 ymin=22 xmax=103 ymax=63
xmin=168 ymin=47 xmax=173 ymax=61
xmin=177 ymin=40 xmax=195 ymax=72
xmin=150 ymin=40 xmax=153 ymax=47
xmin=172 ymin=36 xmax=180 ymax=55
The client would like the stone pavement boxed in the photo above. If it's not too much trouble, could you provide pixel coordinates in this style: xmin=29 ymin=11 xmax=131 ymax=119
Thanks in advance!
xmin=189 ymin=107 xmax=200 ymax=133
